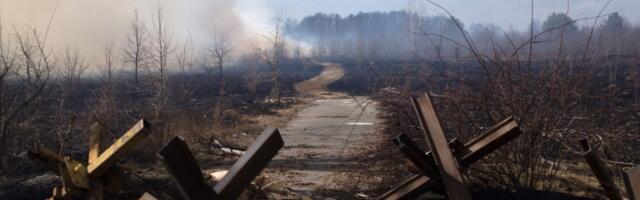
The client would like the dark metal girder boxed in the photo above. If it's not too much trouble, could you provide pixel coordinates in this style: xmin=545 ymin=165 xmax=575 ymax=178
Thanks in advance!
xmin=412 ymin=94 xmax=472 ymax=200
xmin=379 ymin=116 xmax=521 ymax=200
xmin=214 ymin=127 xmax=284 ymax=199
xmin=158 ymin=136 xmax=218 ymax=200
xmin=624 ymin=166 xmax=640 ymax=200
xmin=580 ymin=138 xmax=623 ymax=200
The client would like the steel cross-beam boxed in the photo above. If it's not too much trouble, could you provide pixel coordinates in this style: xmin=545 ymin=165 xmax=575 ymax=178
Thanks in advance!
xmin=26 ymin=119 xmax=150 ymax=200
xmin=88 ymin=120 xmax=150 ymax=178
xmin=157 ymin=127 xmax=284 ymax=200
xmin=379 ymin=116 xmax=521 ymax=200
xmin=88 ymin=123 xmax=105 ymax=200
xmin=624 ymin=166 xmax=640 ymax=200
xmin=214 ymin=127 xmax=284 ymax=199
xmin=580 ymin=138 xmax=623 ymax=200
xmin=393 ymin=134 xmax=439 ymax=178
xmin=412 ymin=94 xmax=472 ymax=200
xmin=158 ymin=136 xmax=218 ymax=200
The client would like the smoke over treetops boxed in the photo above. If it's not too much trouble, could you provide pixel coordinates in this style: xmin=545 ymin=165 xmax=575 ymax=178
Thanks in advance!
xmin=0 ymin=0 xmax=263 ymax=66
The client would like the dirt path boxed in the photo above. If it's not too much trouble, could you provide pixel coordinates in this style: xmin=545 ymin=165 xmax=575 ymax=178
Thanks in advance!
xmin=294 ymin=63 xmax=346 ymax=97
xmin=271 ymin=63 xmax=381 ymax=198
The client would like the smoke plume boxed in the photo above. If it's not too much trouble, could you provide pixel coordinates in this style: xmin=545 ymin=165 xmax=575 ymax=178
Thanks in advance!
xmin=0 ymin=0 xmax=248 ymax=65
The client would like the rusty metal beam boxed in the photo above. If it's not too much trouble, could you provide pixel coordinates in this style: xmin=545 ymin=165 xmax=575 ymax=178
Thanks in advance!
xmin=380 ymin=173 xmax=441 ymax=200
xmin=624 ymin=166 xmax=640 ymax=200
xmin=413 ymin=94 xmax=472 ymax=200
xmin=457 ymin=117 xmax=519 ymax=166
xmin=379 ymin=116 xmax=520 ymax=200
xmin=394 ymin=134 xmax=439 ymax=178
xmin=28 ymin=147 xmax=64 ymax=163
xmin=214 ymin=127 xmax=284 ymax=199
xmin=449 ymin=138 xmax=471 ymax=158
xmin=579 ymin=138 xmax=623 ymax=200
xmin=88 ymin=119 xmax=150 ymax=178
xmin=158 ymin=136 xmax=218 ymax=200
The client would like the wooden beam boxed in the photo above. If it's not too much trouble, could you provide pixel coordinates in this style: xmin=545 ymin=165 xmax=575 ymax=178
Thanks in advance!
xmin=379 ymin=117 xmax=520 ymax=200
xmin=413 ymin=94 xmax=472 ymax=200
xmin=214 ymin=127 xmax=284 ymax=199
xmin=624 ymin=166 xmax=640 ymax=200
xmin=579 ymin=138 xmax=623 ymax=200
xmin=88 ymin=119 xmax=150 ymax=178
xmin=158 ymin=136 xmax=218 ymax=200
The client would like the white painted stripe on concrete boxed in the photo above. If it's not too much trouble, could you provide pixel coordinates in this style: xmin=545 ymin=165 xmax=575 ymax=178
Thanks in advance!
xmin=345 ymin=122 xmax=373 ymax=125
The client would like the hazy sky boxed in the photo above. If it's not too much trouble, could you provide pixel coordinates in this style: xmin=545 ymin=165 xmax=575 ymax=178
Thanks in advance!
xmin=0 ymin=0 xmax=638 ymax=63
xmin=251 ymin=0 xmax=640 ymax=30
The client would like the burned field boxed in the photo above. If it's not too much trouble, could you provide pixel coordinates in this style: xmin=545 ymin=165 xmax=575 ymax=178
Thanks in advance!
xmin=317 ymin=58 xmax=640 ymax=199
xmin=2 ymin=1 xmax=640 ymax=200
xmin=1 ymin=52 xmax=640 ymax=200
xmin=1 ymin=57 xmax=640 ymax=199
xmin=0 ymin=62 xmax=324 ymax=199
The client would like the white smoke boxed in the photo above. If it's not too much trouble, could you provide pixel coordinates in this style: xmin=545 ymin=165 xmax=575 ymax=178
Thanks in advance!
xmin=0 ymin=0 xmax=258 ymax=67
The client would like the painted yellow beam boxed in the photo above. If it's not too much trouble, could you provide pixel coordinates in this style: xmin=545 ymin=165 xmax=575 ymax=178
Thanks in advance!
xmin=87 ymin=119 xmax=150 ymax=178
xmin=63 ymin=157 xmax=89 ymax=189
xmin=88 ymin=122 xmax=105 ymax=200
xmin=88 ymin=122 xmax=104 ymax=164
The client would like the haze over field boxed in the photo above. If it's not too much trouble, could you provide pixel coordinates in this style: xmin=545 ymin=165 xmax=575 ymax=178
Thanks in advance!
xmin=1 ymin=0 xmax=639 ymax=63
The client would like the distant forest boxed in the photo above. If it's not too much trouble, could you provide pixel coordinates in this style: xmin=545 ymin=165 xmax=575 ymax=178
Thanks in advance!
xmin=284 ymin=10 xmax=639 ymax=61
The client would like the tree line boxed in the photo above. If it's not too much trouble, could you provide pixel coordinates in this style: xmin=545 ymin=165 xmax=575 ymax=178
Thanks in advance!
xmin=285 ymin=10 xmax=640 ymax=65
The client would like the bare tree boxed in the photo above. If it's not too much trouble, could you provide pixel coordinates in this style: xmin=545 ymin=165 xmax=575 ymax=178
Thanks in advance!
xmin=152 ymin=1 xmax=172 ymax=111
xmin=174 ymin=35 xmax=195 ymax=103
xmin=599 ymin=12 xmax=627 ymax=85
xmin=102 ymin=42 xmax=115 ymax=83
xmin=209 ymin=24 xmax=233 ymax=119
xmin=90 ymin=43 xmax=124 ymax=140
xmin=259 ymin=16 xmax=286 ymax=104
xmin=54 ymin=46 xmax=88 ymax=153
xmin=123 ymin=10 xmax=149 ymax=87
xmin=243 ymin=51 xmax=261 ymax=98
xmin=0 ymin=27 xmax=51 ymax=168
xmin=633 ymin=63 xmax=640 ymax=105
xmin=176 ymin=35 xmax=193 ymax=73
xmin=59 ymin=46 xmax=87 ymax=88
xmin=150 ymin=1 xmax=173 ymax=142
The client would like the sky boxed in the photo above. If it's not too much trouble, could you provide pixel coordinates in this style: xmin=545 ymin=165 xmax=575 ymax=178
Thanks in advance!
xmin=0 ymin=0 xmax=638 ymax=63
xmin=255 ymin=0 xmax=640 ymax=30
